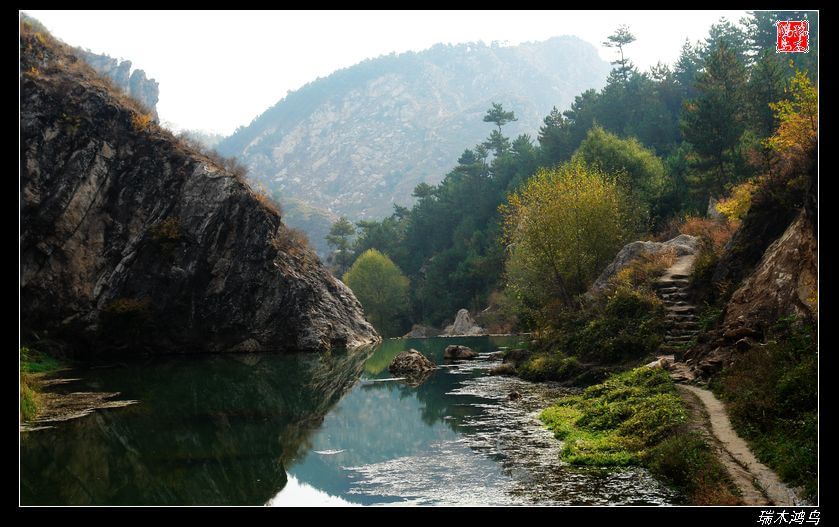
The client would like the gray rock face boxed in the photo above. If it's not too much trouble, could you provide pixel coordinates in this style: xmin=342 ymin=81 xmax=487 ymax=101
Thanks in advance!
xmin=20 ymin=27 xmax=379 ymax=355
xmin=722 ymin=211 xmax=817 ymax=337
xmin=441 ymin=309 xmax=485 ymax=336
xmin=443 ymin=345 xmax=478 ymax=360
xmin=589 ymin=235 xmax=700 ymax=295
xmin=75 ymin=48 xmax=160 ymax=120
xmin=388 ymin=349 xmax=437 ymax=376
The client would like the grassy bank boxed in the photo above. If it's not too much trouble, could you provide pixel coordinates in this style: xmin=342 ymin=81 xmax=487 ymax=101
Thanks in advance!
xmin=712 ymin=317 xmax=818 ymax=502
xmin=514 ymin=285 xmax=666 ymax=382
xmin=20 ymin=346 xmax=66 ymax=422
xmin=541 ymin=366 xmax=739 ymax=504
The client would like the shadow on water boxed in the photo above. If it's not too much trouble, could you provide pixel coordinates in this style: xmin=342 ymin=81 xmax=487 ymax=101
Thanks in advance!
xmin=21 ymin=336 xmax=679 ymax=506
xmin=20 ymin=346 xmax=374 ymax=505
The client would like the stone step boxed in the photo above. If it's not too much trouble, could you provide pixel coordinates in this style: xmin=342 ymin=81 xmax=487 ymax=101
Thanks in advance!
xmin=667 ymin=326 xmax=699 ymax=333
xmin=668 ymin=273 xmax=690 ymax=280
xmin=666 ymin=333 xmax=695 ymax=339
xmin=663 ymin=300 xmax=691 ymax=307
xmin=672 ymin=321 xmax=699 ymax=328
xmin=667 ymin=305 xmax=696 ymax=314
xmin=657 ymin=287 xmax=681 ymax=294
xmin=655 ymin=278 xmax=690 ymax=288
xmin=666 ymin=312 xmax=698 ymax=318
xmin=662 ymin=292 xmax=690 ymax=300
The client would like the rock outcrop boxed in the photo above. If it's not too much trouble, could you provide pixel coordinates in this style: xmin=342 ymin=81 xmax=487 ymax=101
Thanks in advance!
xmin=589 ymin=234 xmax=700 ymax=295
xmin=402 ymin=324 xmax=439 ymax=338
xmin=75 ymin=48 xmax=160 ymax=120
xmin=441 ymin=309 xmax=485 ymax=336
xmin=20 ymin=22 xmax=379 ymax=355
xmin=388 ymin=349 xmax=437 ymax=376
xmin=443 ymin=345 xmax=478 ymax=360
xmin=686 ymin=210 xmax=817 ymax=376
xmin=723 ymin=211 xmax=817 ymax=332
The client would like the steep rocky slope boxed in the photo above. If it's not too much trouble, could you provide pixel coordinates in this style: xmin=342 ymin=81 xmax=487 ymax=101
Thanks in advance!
xmin=20 ymin=21 xmax=379 ymax=355
xmin=218 ymin=37 xmax=610 ymax=219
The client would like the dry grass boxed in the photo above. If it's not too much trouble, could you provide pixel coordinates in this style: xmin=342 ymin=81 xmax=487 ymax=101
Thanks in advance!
xmin=271 ymin=225 xmax=315 ymax=262
xmin=611 ymin=249 xmax=678 ymax=291
xmin=678 ymin=216 xmax=738 ymax=252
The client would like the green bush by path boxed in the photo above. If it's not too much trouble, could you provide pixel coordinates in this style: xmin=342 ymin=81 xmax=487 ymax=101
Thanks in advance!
xmin=713 ymin=317 xmax=818 ymax=502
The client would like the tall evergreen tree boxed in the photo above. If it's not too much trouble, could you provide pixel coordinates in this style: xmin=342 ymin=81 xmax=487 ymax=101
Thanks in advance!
xmin=603 ymin=25 xmax=637 ymax=84
xmin=681 ymin=42 xmax=748 ymax=202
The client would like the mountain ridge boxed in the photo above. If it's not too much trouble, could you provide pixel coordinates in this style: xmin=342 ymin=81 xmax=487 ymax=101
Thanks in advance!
xmin=218 ymin=36 xmax=611 ymax=220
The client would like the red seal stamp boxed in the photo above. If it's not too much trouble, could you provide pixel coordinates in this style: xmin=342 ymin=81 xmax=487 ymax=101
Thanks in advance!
xmin=776 ymin=20 xmax=810 ymax=53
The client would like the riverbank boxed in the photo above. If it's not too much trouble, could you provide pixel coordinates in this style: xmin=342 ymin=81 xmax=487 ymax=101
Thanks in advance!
xmin=540 ymin=366 xmax=741 ymax=505
xmin=20 ymin=347 xmax=136 ymax=432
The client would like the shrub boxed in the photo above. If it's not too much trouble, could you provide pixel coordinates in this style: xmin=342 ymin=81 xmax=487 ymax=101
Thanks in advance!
xmin=131 ymin=112 xmax=152 ymax=131
xmin=647 ymin=432 xmax=740 ymax=505
xmin=569 ymin=287 xmax=665 ymax=363
xmin=271 ymin=225 xmax=314 ymax=260
xmin=713 ymin=317 xmax=817 ymax=501
xmin=517 ymin=353 xmax=579 ymax=382
xmin=252 ymin=184 xmax=281 ymax=217
xmin=679 ymin=216 xmax=737 ymax=252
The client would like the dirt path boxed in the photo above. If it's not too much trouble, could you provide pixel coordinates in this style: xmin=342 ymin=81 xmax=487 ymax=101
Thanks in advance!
xmin=677 ymin=385 xmax=805 ymax=505
xmin=655 ymin=253 xmax=805 ymax=505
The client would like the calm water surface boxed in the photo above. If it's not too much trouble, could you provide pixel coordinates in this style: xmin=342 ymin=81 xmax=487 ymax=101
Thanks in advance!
xmin=20 ymin=337 xmax=679 ymax=506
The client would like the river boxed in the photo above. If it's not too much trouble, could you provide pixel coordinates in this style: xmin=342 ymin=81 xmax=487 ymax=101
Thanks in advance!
xmin=20 ymin=336 xmax=679 ymax=505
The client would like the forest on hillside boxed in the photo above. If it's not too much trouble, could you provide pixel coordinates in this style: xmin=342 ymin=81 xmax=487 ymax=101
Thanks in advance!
xmin=330 ymin=12 xmax=818 ymax=337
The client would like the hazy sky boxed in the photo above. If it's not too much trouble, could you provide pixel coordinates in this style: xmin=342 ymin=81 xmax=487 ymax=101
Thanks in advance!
xmin=25 ymin=10 xmax=749 ymax=135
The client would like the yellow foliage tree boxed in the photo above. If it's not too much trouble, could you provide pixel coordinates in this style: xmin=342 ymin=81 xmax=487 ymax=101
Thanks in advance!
xmin=765 ymin=70 xmax=817 ymax=156
xmin=715 ymin=178 xmax=759 ymax=222
xmin=500 ymin=159 xmax=640 ymax=320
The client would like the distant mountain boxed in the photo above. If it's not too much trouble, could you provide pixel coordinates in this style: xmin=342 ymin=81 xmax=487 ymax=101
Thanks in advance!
xmin=218 ymin=37 xmax=610 ymax=221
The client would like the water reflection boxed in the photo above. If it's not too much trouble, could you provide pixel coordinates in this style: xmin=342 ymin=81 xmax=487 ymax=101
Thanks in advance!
xmin=21 ymin=347 xmax=373 ymax=505
xmin=21 ymin=337 xmax=679 ymax=506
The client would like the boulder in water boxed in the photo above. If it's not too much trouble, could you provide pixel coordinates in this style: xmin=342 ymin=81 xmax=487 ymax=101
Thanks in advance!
xmin=443 ymin=345 xmax=478 ymax=360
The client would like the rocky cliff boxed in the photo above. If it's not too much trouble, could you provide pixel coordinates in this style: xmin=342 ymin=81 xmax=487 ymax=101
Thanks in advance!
xmin=20 ymin=21 xmax=379 ymax=355
xmin=685 ymin=156 xmax=817 ymax=375
xmin=75 ymin=48 xmax=160 ymax=121
xmin=218 ymin=38 xmax=610 ymax=220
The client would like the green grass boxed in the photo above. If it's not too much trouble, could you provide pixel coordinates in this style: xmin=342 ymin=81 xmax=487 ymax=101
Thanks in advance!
xmin=20 ymin=346 xmax=64 ymax=373
xmin=540 ymin=367 xmax=686 ymax=465
xmin=713 ymin=317 xmax=818 ymax=502
xmin=540 ymin=365 xmax=740 ymax=504
xmin=20 ymin=375 xmax=38 ymax=421
xmin=20 ymin=346 xmax=66 ymax=423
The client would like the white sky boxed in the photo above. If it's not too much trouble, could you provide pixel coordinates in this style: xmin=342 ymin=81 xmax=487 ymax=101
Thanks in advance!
xmin=25 ymin=10 xmax=749 ymax=136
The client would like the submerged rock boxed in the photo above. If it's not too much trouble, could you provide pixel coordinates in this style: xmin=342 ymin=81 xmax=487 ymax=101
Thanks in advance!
xmin=19 ymin=23 xmax=379 ymax=355
xmin=443 ymin=345 xmax=478 ymax=360
xmin=441 ymin=309 xmax=486 ymax=336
